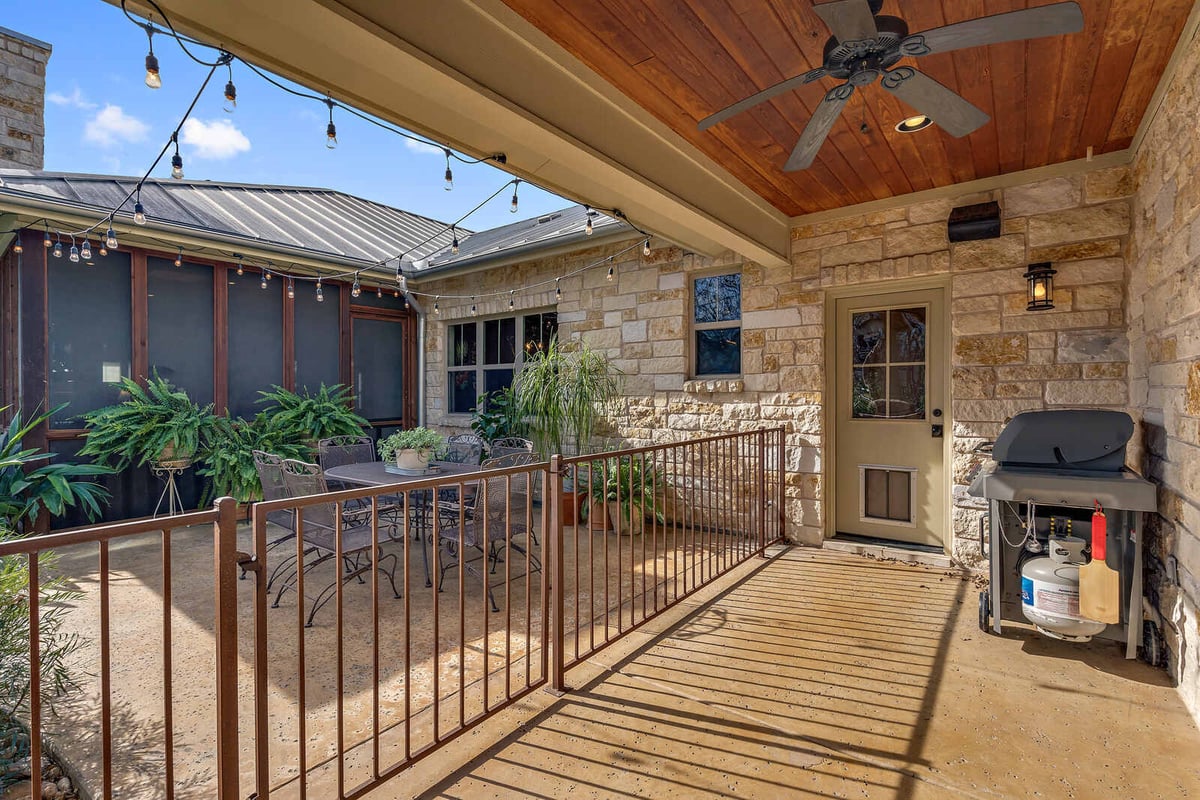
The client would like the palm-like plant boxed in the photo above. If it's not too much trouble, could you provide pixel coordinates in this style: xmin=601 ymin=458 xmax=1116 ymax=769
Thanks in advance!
xmin=0 ymin=405 xmax=112 ymax=531
xmin=513 ymin=337 xmax=622 ymax=457
xmin=198 ymin=413 xmax=311 ymax=502
xmin=256 ymin=384 xmax=367 ymax=443
xmin=80 ymin=375 xmax=219 ymax=470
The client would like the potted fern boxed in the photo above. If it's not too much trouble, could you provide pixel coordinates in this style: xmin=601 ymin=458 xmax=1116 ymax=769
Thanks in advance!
xmin=81 ymin=375 xmax=219 ymax=470
xmin=378 ymin=427 xmax=445 ymax=472
xmin=256 ymin=384 xmax=367 ymax=447
xmin=583 ymin=456 xmax=665 ymax=536
xmin=198 ymin=413 xmax=310 ymax=503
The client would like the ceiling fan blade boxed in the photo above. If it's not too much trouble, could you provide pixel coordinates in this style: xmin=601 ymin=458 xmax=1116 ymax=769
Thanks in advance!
xmin=784 ymin=84 xmax=854 ymax=171
xmin=881 ymin=68 xmax=989 ymax=137
xmin=812 ymin=0 xmax=879 ymax=43
xmin=698 ymin=69 xmax=826 ymax=131
xmin=903 ymin=2 xmax=1084 ymax=57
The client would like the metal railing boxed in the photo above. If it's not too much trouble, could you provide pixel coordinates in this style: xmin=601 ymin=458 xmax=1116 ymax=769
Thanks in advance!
xmin=4 ymin=427 xmax=786 ymax=799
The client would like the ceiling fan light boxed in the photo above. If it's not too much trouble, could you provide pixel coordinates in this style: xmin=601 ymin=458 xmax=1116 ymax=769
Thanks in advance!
xmin=895 ymin=115 xmax=932 ymax=133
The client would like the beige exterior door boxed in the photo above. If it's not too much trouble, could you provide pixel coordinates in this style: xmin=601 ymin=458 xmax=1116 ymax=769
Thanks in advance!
xmin=834 ymin=288 xmax=946 ymax=546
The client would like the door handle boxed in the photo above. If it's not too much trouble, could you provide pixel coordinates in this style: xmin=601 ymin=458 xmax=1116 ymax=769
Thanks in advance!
xmin=931 ymin=424 xmax=944 ymax=438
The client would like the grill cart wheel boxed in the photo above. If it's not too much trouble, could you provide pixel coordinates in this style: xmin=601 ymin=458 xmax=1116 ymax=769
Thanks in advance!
xmin=978 ymin=590 xmax=991 ymax=634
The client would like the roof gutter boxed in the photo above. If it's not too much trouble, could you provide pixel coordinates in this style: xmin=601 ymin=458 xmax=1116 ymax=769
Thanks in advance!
xmin=411 ymin=225 xmax=638 ymax=284
xmin=0 ymin=188 xmax=400 ymax=281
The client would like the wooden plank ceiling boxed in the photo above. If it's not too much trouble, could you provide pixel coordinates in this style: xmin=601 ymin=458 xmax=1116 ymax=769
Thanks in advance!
xmin=499 ymin=0 xmax=1193 ymax=216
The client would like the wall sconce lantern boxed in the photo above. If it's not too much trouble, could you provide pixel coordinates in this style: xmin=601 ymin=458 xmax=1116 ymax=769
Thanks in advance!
xmin=1024 ymin=262 xmax=1057 ymax=311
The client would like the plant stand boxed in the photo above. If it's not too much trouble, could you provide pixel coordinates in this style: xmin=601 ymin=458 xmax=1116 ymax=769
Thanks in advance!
xmin=150 ymin=459 xmax=189 ymax=517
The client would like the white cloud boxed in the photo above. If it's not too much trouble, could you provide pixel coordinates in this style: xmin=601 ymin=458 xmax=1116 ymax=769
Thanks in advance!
xmin=405 ymin=139 xmax=443 ymax=156
xmin=180 ymin=118 xmax=251 ymax=159
xmin=83 ymin=105 xmax=149 ymax=147
xmin=47 ymin=87 xmax=97 ymax=109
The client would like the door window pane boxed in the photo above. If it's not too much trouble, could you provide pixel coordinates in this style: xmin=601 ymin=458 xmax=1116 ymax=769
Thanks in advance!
xmin=889 ymin=366 xmax=925 ymax=419
xmin=48 ymin=252 xmax=132 ymax=428
xmin=227 ymin=269 xmax=283 ymax=418
xmin=852 ymin=367 xmax=886 ymax=419
xmin=148 ymin=257 xmax=213 ymax=405
xmin=353 ymin=317 xmax=404 ymax=421
xmin=889 ymin=307 xmax=926 ymax=363
xmin=852 ymin=311 xmax=886 ymax=364
xmin=294 ymin=283 xmax=340 ymax=394
xmin=696 ymin=328 xmax=741 ymax=375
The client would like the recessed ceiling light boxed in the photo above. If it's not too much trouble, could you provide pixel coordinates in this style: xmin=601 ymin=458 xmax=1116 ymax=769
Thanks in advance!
xmin=895 ymin=115 xmax=933 ymax=133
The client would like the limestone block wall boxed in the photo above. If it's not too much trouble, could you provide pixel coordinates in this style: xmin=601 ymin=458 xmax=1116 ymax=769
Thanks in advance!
xmin=1127 ymin=32 xmax=1200 ymax=720
xmin=0 ymin=27 xmax=49 ymax=170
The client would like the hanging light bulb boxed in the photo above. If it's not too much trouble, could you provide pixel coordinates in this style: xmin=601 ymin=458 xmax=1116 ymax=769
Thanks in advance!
xmin=52 ymin=238 xmax=63 ymax=259
xmin=351 ymin=276 xmax=361 ymax=298
xmin=43 ymin=228 xmax=51 ymax=249
xmin=443 ymin=149 xmax=453 ymax=191
xmin=265 ymin=269 xmax=272 ymax=281
xmin=510 ymin=180 xmax=520 ymax=213
xmin=470 ymin=299 xmax=477 ymax=316
xmin=509 ymin=290 xmax=515 ymax=310
xmin=12 ymin=235 xmax=22 ymax=255
xmin=404 ymin=294 xmax=410 ymax=311
xmin=223 ymin=62 xmax=237 ymax=113
xmin=584 ymin=208 xmax=594 ymax=236
xmin=315 ymin=279 xmax=324 ymax=302
xmin=171 ymin=152 xmax=183 ymax=180
xmin=133 ymin=198 xmax=146 ymax=226
xmin=98 ymin=241 xmax=108 ymax=257
xmin=69 ymin=242 xmax=80 ymax=263
xmin=643 ymin=238 xmax=651 ymax=256
xmin=174 ymin=247 xmax=183 ymax=267
xmin=236 ymin=257 xmax=244 ymax=276
xmin=105 ymin=225 xmax=118 ymax=250
xmin=80 ymin=239 xmax=92 ymax=261
xmin=606 ymin=265 xmax=614 ymax=282
xmin=433 ymin=296 xmax=440 ymax=315
xmin=287 ymin=279 xmax=295 ymax=299
xmin=260 ymin=272 xmax=268 ymax=290
xmin=398 ymin=274 xmax=408 ymax=292
xmin=451 ymin=227 xmax=460 ymax=255
xmin=554 ymin=278 xmax=561 ymax=302
xmin=393 ymin=289 xmax=400 ymax=298
xmin=325 ymin=99 xmax=337 ymax=149
xmin=376 ymin=285 xmax=382 ymax=299
xmin=143 ymin=28 xmax=161 ymax=89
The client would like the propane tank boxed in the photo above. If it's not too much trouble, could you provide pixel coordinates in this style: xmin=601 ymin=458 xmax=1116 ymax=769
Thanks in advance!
xmin=1020 ymin=536 xmax=1107 ymax=641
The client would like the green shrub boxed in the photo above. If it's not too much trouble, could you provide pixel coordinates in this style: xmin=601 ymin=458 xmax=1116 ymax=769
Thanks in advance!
xmin=198 ymin=413 xmax=311 ymax=502
xmin=81 ymin=375 xmax=219 ymax=470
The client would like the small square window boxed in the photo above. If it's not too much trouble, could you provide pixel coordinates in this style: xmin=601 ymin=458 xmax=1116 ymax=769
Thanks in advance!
xmin=692 ymin=272 xmax=742 ymax=377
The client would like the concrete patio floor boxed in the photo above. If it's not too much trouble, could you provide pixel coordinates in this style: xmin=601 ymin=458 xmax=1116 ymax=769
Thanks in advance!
xmin=392 ymin=548 xmax=1200 ymax=799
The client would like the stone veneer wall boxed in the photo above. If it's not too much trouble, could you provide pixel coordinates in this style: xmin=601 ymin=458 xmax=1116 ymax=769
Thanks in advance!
xmin=420 ymin=165 xmax=1132 ymax=560
xmin=0 ymin=27 xmax=49 ymax=170
xmin=1127 ymin=30 xmax=1200 ymax=720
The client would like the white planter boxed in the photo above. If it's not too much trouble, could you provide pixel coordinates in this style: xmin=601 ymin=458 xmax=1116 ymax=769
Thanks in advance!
xmin=396 ymin=448 xmax=432 ymax=471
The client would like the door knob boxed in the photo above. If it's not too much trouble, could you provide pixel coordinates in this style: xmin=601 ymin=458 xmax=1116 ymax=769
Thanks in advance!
xmin=932 ymin=408 xmax=943 ymax=418
xmin=931 ymin=424 xmax=944 ymax=438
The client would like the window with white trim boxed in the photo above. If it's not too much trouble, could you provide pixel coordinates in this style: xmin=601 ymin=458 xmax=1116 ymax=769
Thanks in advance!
xmin=692 ymin=272 xmax=742 ymax=376
xmin=446 ymin=311 xmax=557 ymax=414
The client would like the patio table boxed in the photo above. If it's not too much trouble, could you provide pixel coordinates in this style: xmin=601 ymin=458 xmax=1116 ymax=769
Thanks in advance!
xmin=323 ymin=460 xmax=480 ymax=586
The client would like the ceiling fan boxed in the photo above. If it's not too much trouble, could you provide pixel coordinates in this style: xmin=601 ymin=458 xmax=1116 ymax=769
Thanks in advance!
xmin=697 ymin=0 xmax=1084 ymax=171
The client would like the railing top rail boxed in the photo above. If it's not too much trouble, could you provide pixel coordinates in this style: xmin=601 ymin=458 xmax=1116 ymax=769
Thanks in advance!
xmin=560 ymin=426 xmax=787 ymax=467
xmin=254 ymin=461 xmax=549 ymax=514
xmin=0 ymin=507 xmax=221 ymax=556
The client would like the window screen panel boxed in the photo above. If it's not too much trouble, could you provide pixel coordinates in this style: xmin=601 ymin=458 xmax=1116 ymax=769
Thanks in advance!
xmin=352 ymin=317 xmax=405 ymax=421
xmin=48 ymin=251 xmax=132 ymax=428
xmin=147 ymin=257 xmax=214 ymax=405
xmin=294 ymin=282 xmax=341 ymax=394
xmin=227 ymin=269 xmax=284 ymax=418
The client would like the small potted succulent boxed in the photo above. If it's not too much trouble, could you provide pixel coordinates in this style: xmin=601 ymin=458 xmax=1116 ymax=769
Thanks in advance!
xmin=378 ymin=427 xmax=445 ymax=471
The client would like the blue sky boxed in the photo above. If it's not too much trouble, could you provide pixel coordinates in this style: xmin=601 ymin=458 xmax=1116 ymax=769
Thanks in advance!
xmin=4 ymin=1 xmax=571 ymax=231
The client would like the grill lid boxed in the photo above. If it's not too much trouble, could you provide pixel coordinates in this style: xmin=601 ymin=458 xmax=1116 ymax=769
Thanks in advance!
xmin=992 ymin=409 xmax=1132 ymax=471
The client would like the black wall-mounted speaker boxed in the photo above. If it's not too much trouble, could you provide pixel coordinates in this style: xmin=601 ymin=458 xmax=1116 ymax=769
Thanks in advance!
xmin=947 ymin=201 xmax=1001 ymax=242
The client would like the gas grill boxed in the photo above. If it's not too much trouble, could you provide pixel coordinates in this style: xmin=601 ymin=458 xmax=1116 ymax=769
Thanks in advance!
xmin=968 ymin=409 xmax=1156 ymax=657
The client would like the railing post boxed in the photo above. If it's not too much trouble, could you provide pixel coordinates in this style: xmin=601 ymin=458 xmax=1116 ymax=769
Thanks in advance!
xmin=548 ymin=455 xmax=566 ymax=695
xmin=757 ymin=430 xmax=767 ymax=556
xmin=777 ymin=429 xmax=787 ymax=545
xmin=213 ymin=496 xmax=240 ymax=800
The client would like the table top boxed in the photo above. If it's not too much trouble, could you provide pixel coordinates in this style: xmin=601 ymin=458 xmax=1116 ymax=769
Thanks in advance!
xmin=324 ymin=460 xmax=479 ymax=487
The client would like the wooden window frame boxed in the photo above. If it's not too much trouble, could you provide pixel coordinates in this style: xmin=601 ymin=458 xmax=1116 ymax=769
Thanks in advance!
xmin=445 ymin=309 xmax=558 ymax=417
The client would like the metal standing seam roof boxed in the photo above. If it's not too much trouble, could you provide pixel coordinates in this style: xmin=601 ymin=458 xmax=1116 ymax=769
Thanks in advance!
xmin=0 ymin=170 xmax=464 ymax=266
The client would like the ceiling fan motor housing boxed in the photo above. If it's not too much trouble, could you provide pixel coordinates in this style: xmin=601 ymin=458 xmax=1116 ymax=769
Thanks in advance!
xmin=822 ymin=16 xmax=909 ymax=83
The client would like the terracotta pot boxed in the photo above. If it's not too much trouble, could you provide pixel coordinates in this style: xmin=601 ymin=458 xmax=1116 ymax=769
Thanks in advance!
xmin=561 ymin=491 xmax=584 ymax=526
xmin=587 ymin=500 xmax=612 ymax=533
xmin=608 ymin=501 xmax=645 ymax=536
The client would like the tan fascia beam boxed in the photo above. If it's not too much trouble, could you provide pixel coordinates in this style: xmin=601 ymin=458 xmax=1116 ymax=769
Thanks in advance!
xmin=0 ymin=195 xmax=393 ymax=281
xmin=112 ymin=0 xmax=790 ymax=268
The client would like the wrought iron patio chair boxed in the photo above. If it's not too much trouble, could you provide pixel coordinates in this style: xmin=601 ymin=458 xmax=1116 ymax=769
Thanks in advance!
xmin=251 ymin=450 xmax=299 ymax=586
xmin=489 ymin=436 xmax=534 ymax=459
xmin=436 ymin=463 xmax=541 ymax=612
xmin=443 ymin=432 xmax=484 ymax=465
xmin=272 ymin=459 xmax=400 ymax=627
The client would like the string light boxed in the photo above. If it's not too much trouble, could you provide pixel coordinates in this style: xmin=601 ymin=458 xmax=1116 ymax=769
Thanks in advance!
xmin=105 ymin=225 xmax=118 ymax=251
xmin=606 ymin=264 xmax=614 ymax=282
xmin=260 ymin=272 xmax=268 ymax=289
xmin=265 ymin=269 xmax=272 ymax=281
xmin=12 ymin=236 xmax=22 ymax=255
xmin=470 ymin=298 xmax=477 ymax=316
xmin=433 ymin=296 xmax=440 ymax=315
xmin=510 ymin=180 xmax=520 ymax=213
xmin=98 ymin=241 xmax=108 ymax=257
xmin=509 ymin=290 xmax=515 ymax=310
xmin=133 ymin=190 xmax=146 ymax=225
xmin=236 ymin=256 xmax=244 ymax=276
xmin=43 ymin=226 xmax=51 ymax=248
xmin=68 ymin=238 xmax=80 ymax=263
xmin=393 ymin=289 xmax=399 ymax=298
xmin=643 ymin=238 xmax=651 ymax=256
xmin=444 ymin=149 xmax=453 ymax=191
xmin=174 ymin=246 xmax=183 ymax=267
xmin=170 ymin=132 xmax=183 ymax=180
xmin=584 ymin=207 xmax=594 ymax=236
xmin=351 ymin=276 xmax=361 ymax=297
xmin=223 ymin=61 xmax=237 ymax=113
xmin=80 ymin=238 xmax=92 ymax=261
xmin=52 ymin=236 xmax=62 ymax=259
xmin=451 ymin=227 xmax=459 ymax=255
xmin=287 ymin=278 xmax=295 ymax=299
xmin=325 ymin=98 xmax=337 ymax=149
xmin=404 ymin=294 xmax=410 ymax=311
xmin=376 ymin=285 xmax=382 ymax=299
xmin=315 ymin=278 xmax=324 ymax=302
xmin=143 ymin=26 xmax=161 ymax=89
xmin=555 ymin=278 xmax=561 ymax=302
